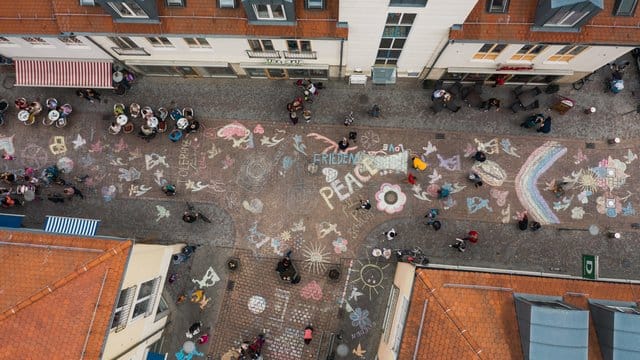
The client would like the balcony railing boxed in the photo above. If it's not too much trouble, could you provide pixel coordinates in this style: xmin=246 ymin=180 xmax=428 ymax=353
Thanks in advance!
xmin=246 ymin=50 xmax=281 ymax=59
xmin=283 ymin=51 xmax=317 ymax=60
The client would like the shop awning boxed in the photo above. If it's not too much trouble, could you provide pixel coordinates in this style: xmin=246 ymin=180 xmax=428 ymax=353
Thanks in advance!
xmin=15 ymin=59 xmax=113 ymax=89
xmin=44 ymin=215 xmax=100 ymax=237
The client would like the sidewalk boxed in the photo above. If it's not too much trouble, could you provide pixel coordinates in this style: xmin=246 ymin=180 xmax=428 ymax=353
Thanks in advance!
xmin=0 ymin=57 xmax=638 ymax=359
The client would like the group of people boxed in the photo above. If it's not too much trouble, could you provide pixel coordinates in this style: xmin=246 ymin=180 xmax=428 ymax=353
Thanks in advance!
xmin=521 ymin=113 xmax=552 ymax=133
xmin=337 ymin=131 xmax=357 ymax=151
xmin=76 ymin=89 xmax=101 ymax=103
xmin=287 ymin=79 xmax=319 ymax=125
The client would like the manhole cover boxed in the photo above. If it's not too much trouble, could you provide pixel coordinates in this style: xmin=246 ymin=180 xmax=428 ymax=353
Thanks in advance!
xmin=336 ymin=344 xmax=349 ymax=357
xmin=589 ymin=224 xmax=600 ymax=236
xmin=358 ymin=94 xmax=369 ymax=104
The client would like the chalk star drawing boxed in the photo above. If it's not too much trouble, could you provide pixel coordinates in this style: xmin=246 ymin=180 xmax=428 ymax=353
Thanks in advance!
xmin=155 ymin=205 xmax=170 ymax=222
xmin=293 ymin=134 xmax=307 ymax=155
xmin=192 ymin=266 xmax=220 ymax=288
xmin=353 ymin=343 xmax=367 ymax=358
xmin=428 ymin=169 xmax=442 ymax=184
xmin=72 ymin=134 xmax=86 ymax=150
xmin=49 ymin=136 xmax=67 ymax=155
xmin=118 ymin=167 xmax=141 ymax=182
xmin=437 ymin=154 xmax=461 ymax=171
xmin=114 ymin=138 xmax=128 ymax=153
xmin=128 ymin=147 xmax=143 ymax=161
xmin=88 ymin=140 xmax=104 ymax=153
xmin=349 ymin=287 xmax=364 ymax=302
xmin=207 ymin=143 xmax=220 ymax=159
xmin=500 ymin=138 xmax=520 ymax=158
xmin=128 ymin=184 xmax=151 ymax=197
xmin=422 ymin=141 xmax=437 ymax=157
xmin=351 ymin=259 xmax=389 ymax=300
xmin=302 ymin=242 xmax=331 ymax=274
xmin=623 ymin=149 xmax=637 ymax=164
xmin=317 ymin=222 xmax=341 ymax=238
xmin=145 ymin=153 xmax=169 ymax=170
xmin=411 ymin=183 xmax=432 ymax=201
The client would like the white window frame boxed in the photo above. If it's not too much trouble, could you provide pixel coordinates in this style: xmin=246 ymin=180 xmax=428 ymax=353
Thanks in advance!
xmin=248 ymin=39 xmax=274 ymax=51
xmin=614 ymin=0 xmax=638 ymax=16
xmin=544 ymin=9 xmax=589 ymax=27
xmin=219 ymin=0 xmax=236 ymax=8
xmin=107 ymin=1 xmax=150 ymax=18
xmin=79 ymin=0 xmax=96 ymax=5
xmin=111 ymin=285 xmax=136 ymax=331
xmin=23 ymin=37 xmax=49 ymax=46
xmin=146 ymin=37 xmax=174 ymax=48
xmin=109 ymin=36 xmax=139 ymax=49
xmin=306 ymin=0 xmax=324 ymax=9
xmin=487 ymin=0 xmax=508 ymax=13
xmin=253 ymin=4 xmax=286 ymax=20
xmin=166 ymin=0 xmax=185 ymax=6
xmin=184 ymin=37 xmax=211 ymax=48
xmin=0 ymin=37 xmax=12 ymax=44
xmin=132 ymin=277 xmax=160 ymax=320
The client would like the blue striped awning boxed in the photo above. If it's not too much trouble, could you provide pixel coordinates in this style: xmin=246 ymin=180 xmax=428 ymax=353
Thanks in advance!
xmin=44 ymin=216 xmax=100 ymax=236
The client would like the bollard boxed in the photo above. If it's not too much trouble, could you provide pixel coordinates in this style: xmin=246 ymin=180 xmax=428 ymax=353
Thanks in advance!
xmin=607 ymin=231 xmax=621 ymax=239
xmin=584 ymin=107 xmax=596 ymax=114
xmin=607 ymin=137 xmax=621 ymax=145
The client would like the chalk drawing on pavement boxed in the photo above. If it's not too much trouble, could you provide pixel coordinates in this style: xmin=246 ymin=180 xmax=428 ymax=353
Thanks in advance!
xmin=300 ymin=280 xmax=323 ymax=300
xmin=351 ymin=260 xmax=389 ymax=300
xmin=375 ymin=183 xmax=406 ymax=214
xmin=49 ymin=136 xmax=67 ymax=155
xmin=248 ymin=295 xmax=266 ymax=314
xmin=155 ymin=205 xmax=170 ymax=222
xmin=302 ymin=242 xmax=331 ymax=274
xmin=20 ymin=144 xmax=48 ymax=169
xmin=217 ymin=122 xmax=254 ymax=149
xmin=72 ymin=134 xmax=86 ymax=150
xmin=192 ymin=266 xmax=220 ymax=288
xmin=242 ymin=198 xmax=264 ymax=214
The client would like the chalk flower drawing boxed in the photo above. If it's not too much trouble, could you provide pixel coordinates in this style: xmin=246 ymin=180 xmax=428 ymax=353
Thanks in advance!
xmin=571 ymin=207 xmax=585 ymax=220
xmin=350 ymin=308 xmax=372 ymax=331
xmin=375 ymin=183 xmax=407 ymax=214
xmin=332 ymin=237 xmax=348 ymax=254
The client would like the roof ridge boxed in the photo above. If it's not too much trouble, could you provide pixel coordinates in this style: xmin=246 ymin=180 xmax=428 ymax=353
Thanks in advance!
xmin=0 ymin=240 xmax=132 ymax=321
xmin=416 ymin=272 xmax=484 ymax=359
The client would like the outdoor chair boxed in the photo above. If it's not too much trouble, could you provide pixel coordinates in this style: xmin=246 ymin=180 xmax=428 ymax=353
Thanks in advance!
xmin=524 ymin=99 xmax=540 ymax=111
xmin=510 ymin=101 xmax=523 ymax=113
xmin=431 ymin=101 xmax=444 ymax=113
xmin=532 ymin=87 xmax=542 ymax=96
xmin=512 ymin=85 xmax=524 ymax=96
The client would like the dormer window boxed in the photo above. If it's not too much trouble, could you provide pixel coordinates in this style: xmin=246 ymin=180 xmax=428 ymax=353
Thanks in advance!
xmin=533 ymin=0 xmax=603 ymax=32
xmin=108 ymin=1 xmax=149 ymax=18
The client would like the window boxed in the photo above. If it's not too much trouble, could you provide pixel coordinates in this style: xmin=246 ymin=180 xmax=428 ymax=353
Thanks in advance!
xmin=486 ymin=0 xmax=508 ymax=13
xmin=132 ymin=278 xmax=160 ymax=319
xmin=614 ymin=0 xmax=637 ymax=16
xmin=510 ymin=44 xmax=547 ymax=61
xmin=543 ymin=8 xmax=590 ymax=27
xmin=609 ymin=306 xmax=640 ymax=314
xmin=107 ymin=1 xmax=149 ymax=18
xmin=472 ymin=43 xmax=507 ymax=60
xmin=80 ymin=0 xmax=95 ymax=5
xmin=529 ymin=300 xmax=574 ymax=310
xmin=306 ymin=0 xmax=324 ymax=9
xmin=287 ymin=40 xmax=312 ymax=52
xmin=59 ymin=36 xmax=84 ymax=46
xmin=111 ymin=286 xmax=136 ymax=331
xmin=166 ymin=0 xmax=185 ymax=6
xmin=547 ymin=45 xmax=588 ymax=62
xmin=248 ymin=39 xmax=274 ymax=51
xmin=389 ymin=0 xmax=427 ymax=6
xmin=146 ymin=37 xmax=174 ymax=48
xmin=377 ymin=13 xmax=415 ymax=65
xmin=219 ymin=0 xmax=236 ymax=8
xmin=109 ymin=36 xmax=139 ymax=49
xmin=0 ymin=37 xmax=12 ymax=44
xmin=23 ymin=37 xmax=49 ymax=46
xmin=253 ymin=4 xmax=286 ymax=20
xmin=184 ymin=37 xmax=211 ymax=48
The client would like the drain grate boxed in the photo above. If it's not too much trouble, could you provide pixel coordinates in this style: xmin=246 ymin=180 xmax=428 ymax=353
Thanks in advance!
xmin=435 ymin=133 xmax=446 ymax=140
xmin=226 ymin=280 xmax=235 ymax=291
xmin=585 ymin=142 xmax=596 ymax=149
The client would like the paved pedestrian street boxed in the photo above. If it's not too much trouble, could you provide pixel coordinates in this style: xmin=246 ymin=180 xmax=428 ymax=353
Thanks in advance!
xmin=3 ymin=99 xmax=640 ymax=358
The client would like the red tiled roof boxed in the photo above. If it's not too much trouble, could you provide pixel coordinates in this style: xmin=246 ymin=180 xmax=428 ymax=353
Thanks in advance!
xmin=0 ymin=230 xmax=132 ymax=359
xmin=399 ymin=269 xmax=640 ymax=360
xmin=0 ymin=0 xmax=348 ymax=38
xmin=451 ymin=0 xmax=640 ymax=45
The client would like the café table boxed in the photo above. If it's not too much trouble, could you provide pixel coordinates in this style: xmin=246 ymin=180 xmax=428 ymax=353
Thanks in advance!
xmin=116 ymin=114 xmax=128 ymax=126
xmin=147 ymin=116 xmax=158 ymax=128
xmin=112 ymin=71 xmax=123 ymax=83
xmin=48 ymin=110 xmax=60 ymax=121
xmin=18 ymin=110 xmax=29 ymax=122
xmin=177 ymin=117 xmax=189 ymax=130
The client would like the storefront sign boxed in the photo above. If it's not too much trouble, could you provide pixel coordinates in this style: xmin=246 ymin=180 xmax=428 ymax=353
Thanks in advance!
xmin=265 ymin=59 xmax=305 ymax=66
xmin=581 ymin=254 xmax=599 ymax=280
xmin=497 ymin=65 xmax=534 ymax=71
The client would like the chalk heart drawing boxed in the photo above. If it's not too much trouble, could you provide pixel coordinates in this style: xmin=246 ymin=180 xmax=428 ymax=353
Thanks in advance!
xmin=471 ymin=160 xmax=507 ymax=187
xmin=192 ymin=266 xmax=220 ymax=288
xmin=248 ymin=295 xmax=267 ymax=314
xmin=375 ymin=183 xmax=407 ymax=214
xmin=323 ymin=167 xmax=338 ymax=182
xmin=300 ymin=280 xmax=323 ymax=301
xmin=243 ymin=198 xmax=264 ymax=214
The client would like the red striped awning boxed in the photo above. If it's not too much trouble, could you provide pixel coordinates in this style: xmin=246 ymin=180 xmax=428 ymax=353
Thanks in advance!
xmin=15 ymin=59 xmax=113 ymax=89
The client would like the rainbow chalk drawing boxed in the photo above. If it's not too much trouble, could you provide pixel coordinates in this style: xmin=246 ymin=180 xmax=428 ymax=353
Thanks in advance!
xmin=515 ymin=141 xmax=567 ymax=224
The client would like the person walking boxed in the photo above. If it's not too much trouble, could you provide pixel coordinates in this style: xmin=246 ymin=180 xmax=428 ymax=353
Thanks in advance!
xmin=474 ymin=151 xmax=487 ymax=162
xmin=359 ymin=199 xmax=372 ymax=210
xmin=425 ymin=208 xmax=441 ymax=231
xmin=537 ymin=116 xmax=552 ymax=134
xmin=186 ymin=321 xmax=202 ymax=339
xmin=437 ymin=186 xmax=450 ymax=199
xmin=384 ymin=228 xmax=397 ymax=241
xmin=468 ymin=172 xmax=483 ymax=188
xmin=304 ymin=325 xmax=314 ymax=345
xmin=407 ymin=172 xmax=417 ymax=185
xmin=449 ymin=238 xmax=467 ymax=252
xmin=338 ymin=137 xmax=349 ymax=151
xmin=518 ymin=213 xmax=529 ymax=231
xmin=162 ymin=183 xmax=176 ymax=196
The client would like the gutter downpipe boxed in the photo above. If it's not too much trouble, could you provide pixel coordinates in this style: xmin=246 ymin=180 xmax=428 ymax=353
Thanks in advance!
xmin=339 ymin=38 xmax=344 ymax=79
xmin=420 ymin=38 xmax=453 ymax=86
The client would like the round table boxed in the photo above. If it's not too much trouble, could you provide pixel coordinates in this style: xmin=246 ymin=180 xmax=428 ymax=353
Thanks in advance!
xmin=147 ymin=116 xmax=158 ymax=128
xmin=18 ymin=110 xmax=30 ymax=122
xmin=116 ymin=114 xmax=128 ymax=126
xmin=48 ymin=110 xmax=60 ymax=121
xmin=177 ymin=117 xmax=189 ymax=130
xmin=112 ymin=71 xmax=123 ymax=83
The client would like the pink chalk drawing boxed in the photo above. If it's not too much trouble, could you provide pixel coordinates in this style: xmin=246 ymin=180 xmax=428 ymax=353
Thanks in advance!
xmin=307 ymin=133 xmax=359 ymax=154
xmin=217 ymin=122 xmax=254 ymax=149
xmin=332 ymin=237 xmax=348 ymax=254
xmin=375 ymin=183 xmax=407 ymax=214
xmin=300 ymin=280 xmax=323 ymax=301
xmin=253 ymin=124 xmax=264 ymax=134
xmin=114 ymin=138 xmax=128 ymax=153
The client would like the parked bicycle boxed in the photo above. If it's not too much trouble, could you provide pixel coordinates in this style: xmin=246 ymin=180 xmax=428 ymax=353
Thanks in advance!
xmin=395 ymin=247 xmax=429 ymax=266
xmin=572 ymin=72 xmax=595 ymax=91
